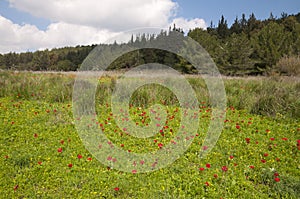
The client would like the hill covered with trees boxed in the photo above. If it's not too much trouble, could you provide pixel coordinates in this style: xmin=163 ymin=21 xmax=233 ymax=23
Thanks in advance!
xmin=0 ymin=12 xmax=299 ymax=76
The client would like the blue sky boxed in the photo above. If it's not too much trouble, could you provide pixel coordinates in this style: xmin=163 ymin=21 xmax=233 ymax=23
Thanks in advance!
xmin=0 ymin=0 xmax=299 ymax=53
xmin=0 ymin=0 xmax=50 ymax=30
xmin=175 ymin=0 xmax=300 ymax=26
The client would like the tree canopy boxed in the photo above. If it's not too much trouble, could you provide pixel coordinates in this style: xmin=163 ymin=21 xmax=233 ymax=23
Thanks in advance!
xmin=0 ymin=12 xmax=299 ymax=76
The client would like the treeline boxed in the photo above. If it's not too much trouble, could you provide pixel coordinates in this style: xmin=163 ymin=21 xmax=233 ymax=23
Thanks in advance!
xmin=0 ymin=45 xmax=96 ymax=71
xmin=188 ymin=12 xmax=300 ymax=75
xmin=0 ymin=12 xmax=299 ymax=76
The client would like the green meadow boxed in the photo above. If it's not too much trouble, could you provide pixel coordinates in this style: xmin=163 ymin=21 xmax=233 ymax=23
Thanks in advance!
xmin=0 ymin=71 xmax=299 ymax=198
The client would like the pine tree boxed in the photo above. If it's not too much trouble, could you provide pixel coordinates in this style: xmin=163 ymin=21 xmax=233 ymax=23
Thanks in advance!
xmin=217 ymin=15 xmax=229 ymax=39
xmin=230 ymin=16 xmax=242 ymax=34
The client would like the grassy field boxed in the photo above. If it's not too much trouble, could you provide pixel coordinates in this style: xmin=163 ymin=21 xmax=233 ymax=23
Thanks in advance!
xmin=0 ymin=71 xmax=299 ymax=198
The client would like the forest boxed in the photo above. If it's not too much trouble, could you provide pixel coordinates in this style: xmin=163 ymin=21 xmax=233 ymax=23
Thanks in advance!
xmin=0 ymin=12 xmax=299 ymax=76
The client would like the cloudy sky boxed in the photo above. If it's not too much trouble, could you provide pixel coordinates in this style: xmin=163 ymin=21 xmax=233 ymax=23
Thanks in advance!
xmin=0 ymin=0 xmax=299 ymax=53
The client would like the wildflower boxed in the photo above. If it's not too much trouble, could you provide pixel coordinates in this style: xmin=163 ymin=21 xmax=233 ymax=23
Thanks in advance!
xmin=245 ymin=138 xmax=250 ymax=144
xmin=222 ymin=166 xmax=228 ymax=172
xmin=57 ymin=148 xmax=62 ymax=153
xmin=158 ymin=143 xmax=163 ymax=149
xmin=274 ymin=177 xmax=280 ymax=182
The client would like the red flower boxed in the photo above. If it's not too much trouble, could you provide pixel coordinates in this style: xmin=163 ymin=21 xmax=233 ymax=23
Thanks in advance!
xmin=213 ymin=174 xmax=218 ymax=178
xmin=68 ymin=163 xmax=73 ymax=168
xmin=221 ymin=166 xmax=228 ymax=172
xmin=199 ymin=167 xmax=205 ymax=171
xmin=266 ymin=129 xmax=270 ymax=133
xmin=274 ymin=172 xmax=279 ymax=177
xmin=282 ymin=137 xmax=288 ymax=141
xmin=140 ymin=160 xmax=145 ymax=165
xmin=14 ymin=185 xmax=19 ymax=191
xmin=158 ymin=143 xmax=163 ymax=149
xmin=245 ymin=138 xmax=250 ymax=144
xmin=249 ymin=165 xmax=255 ymax=169
xmin=114 ymin=187 xmax=120 ymax=191
xmin=206 ymin=163 xmax=211 ymax=168
xmin=34 ymin=133 xmax=38 ymax=138
xmin=77 ymin=154 xmax=83 ymax=159
xmin=38 ymin=161 xmax=42 ymax=165
xmin=202 ymin=146 xmax=208 ymax=150
xmin=270 ymin=137 xmax=275 ymax=141
xmin=274 ymin=177 xmax=280 ymax=182
xmin=236 ymin=125 xmax=240 ymax=129
xmin=4 ymin=155 xmax=9 ymax=159
xmin=87 ymin=157 xmax=92 ymax=161
xmin=57 ymin=148 xmax=62 ymax=153
xmin=60 ymin=140 xmax=64 ymax=144
xmin=263 ymin=153 xmax=269 ymax=157
xmin=107 ymin=156 xmax=112 ymax=161
xmin=120 ymin=144 xmax=124 ymax=147
xmin=132 ymin=170 xmax=137 ymax=174
xmin=261 ymin=159 xmax=266 ymax=163
xmin=205 ymin=182 xmax=210 ymax=186
xmin=229 ymin=155 xmax=234 ymax=159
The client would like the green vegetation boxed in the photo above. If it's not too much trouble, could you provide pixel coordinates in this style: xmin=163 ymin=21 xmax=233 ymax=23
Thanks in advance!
xmin=0 ymin=11 xmax=299 ymax=199
xmin=0 ymin=12 xmax=299 ymax=76
xmin=1 ymin=71 xmax=299 ymax=118
xmin=0 ymin=71 xmax=299 ymax=198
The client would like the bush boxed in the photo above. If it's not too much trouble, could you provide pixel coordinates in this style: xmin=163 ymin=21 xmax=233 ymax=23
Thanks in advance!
xmin=274 ymin=55 xmax=300 ymax=76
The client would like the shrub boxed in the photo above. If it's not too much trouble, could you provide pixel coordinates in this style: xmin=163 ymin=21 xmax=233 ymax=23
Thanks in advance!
xmin=274 ymin=55 xmax=300 ymax=76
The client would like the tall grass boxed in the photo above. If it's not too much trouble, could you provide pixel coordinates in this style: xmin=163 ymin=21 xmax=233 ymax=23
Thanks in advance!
xmin=0 ymin=71 xmax=299 ymax=119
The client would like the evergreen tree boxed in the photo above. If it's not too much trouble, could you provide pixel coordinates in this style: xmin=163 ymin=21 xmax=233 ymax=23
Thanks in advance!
xmin=217 ymin=15 xmax=229 ymax=39
xmin=252 ymin=22 xmax=293 ymax=69
xmin=230 ymin=16 xmax=242 ymax=34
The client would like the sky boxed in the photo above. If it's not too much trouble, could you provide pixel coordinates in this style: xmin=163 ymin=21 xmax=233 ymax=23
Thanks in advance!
xmin=0 ymin=0 xmax=299 ymax=54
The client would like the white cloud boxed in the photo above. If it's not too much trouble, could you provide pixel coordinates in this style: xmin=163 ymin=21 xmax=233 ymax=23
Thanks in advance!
xmin=8 ymin=0 xmax=178 ymax=31
xmin=170 ymin=17 xmax=207 ymax=34
xmin=0 ymin=15 xmax=118 ymax=53
xmin=0 ymin=0 xmax=207 ymax=53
